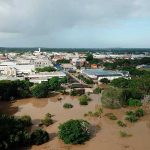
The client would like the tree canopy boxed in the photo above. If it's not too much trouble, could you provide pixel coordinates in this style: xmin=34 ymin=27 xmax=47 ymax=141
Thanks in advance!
xmin=58 ymin=119 xmax=90 ymax=144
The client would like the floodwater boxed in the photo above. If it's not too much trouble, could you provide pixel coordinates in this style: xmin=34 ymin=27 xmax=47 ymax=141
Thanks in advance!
xmin=0 ymin=94 xmax=150 ymax=150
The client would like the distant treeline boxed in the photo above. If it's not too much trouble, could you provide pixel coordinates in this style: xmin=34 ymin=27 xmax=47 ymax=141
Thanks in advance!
xmin=0 ymin=47 xmax=150 ymax=54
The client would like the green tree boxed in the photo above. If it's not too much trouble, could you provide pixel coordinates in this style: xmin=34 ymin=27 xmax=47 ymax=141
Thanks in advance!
xmin=86 ymin=53 xmax=93 ymax=62
xmin=111 ymin=78 xmax=130 ymax=88
xmin=58 ymin=119 xmax=90 ymax=144
xmin=48 ymin=77 xmax=61 ymax=91
xmin=0 ymin=114 xmax=31 ymax=150
xmin=60 ymin=77 xmax=67 ymax=84
xmin=31 ymin=83 xmax=49 ymax=98
xmin=100 ymin=78 xmax=110 ymax=84
xmin=31 ymin=129 xmax=49 ymax=145
xmin=101 ymin=87 xmax=123 ymax=109
xmin=19 ymin=115 xmax=32 ymax=127
xmin=0 ymin=80 xmax=32 ymax=101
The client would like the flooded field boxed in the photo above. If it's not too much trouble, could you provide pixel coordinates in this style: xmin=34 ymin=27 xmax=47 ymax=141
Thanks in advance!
xmin=0 ymin=94 xmax=150 ymax=150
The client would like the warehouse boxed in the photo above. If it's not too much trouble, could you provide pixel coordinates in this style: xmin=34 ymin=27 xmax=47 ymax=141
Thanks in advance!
xmin=81 ymin=69 xmax=129 ymax=81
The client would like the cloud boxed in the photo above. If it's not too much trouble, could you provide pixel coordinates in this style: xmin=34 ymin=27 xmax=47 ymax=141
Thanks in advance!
xmin=0 ymin=0 xmax=150 ymax=47
xmin=0 ymin=0 xmax=149 ymax=34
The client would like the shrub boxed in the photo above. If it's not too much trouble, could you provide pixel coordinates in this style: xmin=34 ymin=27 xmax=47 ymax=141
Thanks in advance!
xmin=105 ymin=113 xmax=117 ymax=120
xmin=19 ymin=115 xmax=32 ymax=127
xmin=128 ymin=98 xmax=142 ymax=107
xmin=80 ymin=99 xmax=88 ymax=105
xmin=31 ymin=129 xmax=49 ymax=145
xmin=58 ymin=119 xmax=90 ymax=144
xmin=125 ymin=109 xmax=145 ymax=123
xmin=84 ymin=107 xmax=103 ymax=118
xmin=119 ymin=131 xmax=132 ymax=137
xmin=125 ymin=111 xmax=138 ymax=123
xmin=135 ymin=109 xmax=144 ymax=117
xmin=125 ymin=115 xmax=138 ymax=123
xmin=93 ymin=87 xmax=101 ymax=94
xmin=63 ymin=103 xmax=73 ymax=109
xmin=93 ymin=107 xmax=103 ymax=117
xmin=117 ymin=120 xmax=127 ymax=127
xmin=40 ymin=113 xmax=53 ymax=127
xmin=126 ymin=110 xmax=135 ymax=116
xmin=79 ymin=95 xmax=90 ymax=105
xmin=70 ymin=89 xmax=78 ymax=96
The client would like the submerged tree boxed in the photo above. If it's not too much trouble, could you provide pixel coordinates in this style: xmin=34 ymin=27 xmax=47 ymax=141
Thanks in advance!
xmin=58 ymin=119 xmax=90 ymax=144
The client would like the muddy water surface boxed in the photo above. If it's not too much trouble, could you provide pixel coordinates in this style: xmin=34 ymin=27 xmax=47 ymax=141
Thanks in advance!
xmin=0 ymin=94 xmax=150 ymax=150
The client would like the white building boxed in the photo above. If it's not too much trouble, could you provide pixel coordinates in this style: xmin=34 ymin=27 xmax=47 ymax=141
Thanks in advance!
xmin=71 ymin=58 xmax=86 ymax=67
xmin=61 ymin=64 xmax=76 ymax=71
xmin=0 ymin=61 xmax=35 ymax=76
xmin=81 ymin=69 xmax=129 ymax=81
xmin=26 ymin=71 xmax=66 ymax=83
xmin=3 ymin=67 xmax=17 ymax=76
xmin=33 ymin=58 xmax=53 ymax=68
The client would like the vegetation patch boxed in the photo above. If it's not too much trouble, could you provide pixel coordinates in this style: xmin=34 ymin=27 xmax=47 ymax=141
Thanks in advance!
xmin=58 ymin=119 xmax=90 ymax=144
xmin=135 ymin=109 xmax=145 ymax=117
xmin=84 ymin=107 xmax=103 ymax=118
xmin=101 ymin=87 xmax=122 ymax=109
xmin=119 ymin=131 xmax=132 ymax=137
xmin=18 ymin=115 xmax=32 ymax=127
xmin=105 ymin=113 xmax=117 ymax=120
xmin=0 ymin=80 xmax=32 ymax=101
xmin=93 ymin=87 xmax=101 ymax=94
xmin=31 ymin=83 xmax=49 ymax=98
xmin=125 ymin=111 xmax=138 ymax=123
xmin=100 ymin=78 xmax=110 ymax=84
xmin=40 ymin=113 xmax=53 ymax=127
xmin=63 ymin=103 xmax=73 ymax=109
xmin=128 ymin=98 xmax=142 ymax=107
xmin=35 ymin=66 xmax=56 ymax=72
xmin=31 ymin=129 xmax=49 ymax=145
xmin=125 ymin=109 xmax=145 ymax=123
xmin=117 ymin=120 xmax=127 ymax=127
xmin=79 ymin=95 xmax=91 ymax=105
xmin=0 ymin=113 xmax=49 ymax=149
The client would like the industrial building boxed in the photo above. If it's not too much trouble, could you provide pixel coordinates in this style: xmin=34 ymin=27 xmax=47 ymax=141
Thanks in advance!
xmin=81 ymin=69 xmax=129 ymax=81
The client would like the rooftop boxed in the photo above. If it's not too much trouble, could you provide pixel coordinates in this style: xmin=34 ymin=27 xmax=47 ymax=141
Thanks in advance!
xmin=81 ymin=69 xmax=126 ymax=76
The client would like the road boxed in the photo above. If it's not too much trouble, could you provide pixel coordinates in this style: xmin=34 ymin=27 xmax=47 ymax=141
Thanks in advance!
xmin=65 ymin=71 xmax=87 ymax=85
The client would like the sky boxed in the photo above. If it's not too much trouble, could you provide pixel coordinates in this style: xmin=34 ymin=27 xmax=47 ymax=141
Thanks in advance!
xmin=0 ymin=0 xmax=150 ymax=48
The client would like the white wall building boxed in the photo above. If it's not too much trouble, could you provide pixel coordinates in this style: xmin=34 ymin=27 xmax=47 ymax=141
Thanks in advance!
xmin=26 ymin=71 xmax=66 ymax=83
xmin=33 ymin=58 xmax=53 ymax=68
xmin=3 ymin=67 xmax=17 ymax=76
xmin=0 ymin=61 xmax=35 ymax=76
xmin=81 ymin=69 xmax=130 ymax=81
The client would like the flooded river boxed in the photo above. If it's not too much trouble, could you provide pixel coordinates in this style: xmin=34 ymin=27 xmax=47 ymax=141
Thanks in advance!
xmin=0 ymin=94 xmax=150 ymax=150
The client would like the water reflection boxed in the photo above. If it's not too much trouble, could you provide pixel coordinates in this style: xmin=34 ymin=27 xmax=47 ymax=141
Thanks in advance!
xmin=0 ymin=101 xmax=18 ymax=115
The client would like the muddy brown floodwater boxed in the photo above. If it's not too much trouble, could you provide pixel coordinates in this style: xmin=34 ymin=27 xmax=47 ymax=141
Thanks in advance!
xmin=0 ymin=94 xmax=150 ymax=150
